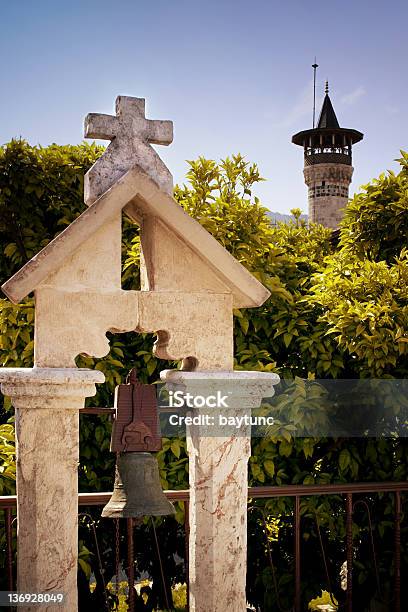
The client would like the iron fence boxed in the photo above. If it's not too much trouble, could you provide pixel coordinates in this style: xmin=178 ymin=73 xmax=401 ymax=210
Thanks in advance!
xmin=0 ymin=408 xmax=406 ymax=610
xmin=1 ymin=481 xmax=407 ymax=611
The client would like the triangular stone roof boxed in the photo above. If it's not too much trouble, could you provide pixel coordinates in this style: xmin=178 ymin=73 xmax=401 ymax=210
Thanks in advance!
xmin=317 ymin=94 xmax=340 ymax=129
xmin=1 ymin=166 xmax=270 ymax=308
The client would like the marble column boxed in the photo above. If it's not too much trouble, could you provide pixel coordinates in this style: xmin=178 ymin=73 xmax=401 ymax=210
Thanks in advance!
xmin=0 ymin=368 xmax=104 ymax=612
xmin=161 ymin=370 xmax=280 ymax=612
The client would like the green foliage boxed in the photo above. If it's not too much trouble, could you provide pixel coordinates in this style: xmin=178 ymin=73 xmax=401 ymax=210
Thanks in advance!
xmin=78 ymin=540 xmax=93 ymax=581
xmin=0 ymin=421 xmax=15 ymax=494
xmin=0 ymin=299 xmax=34 ymax=375
xmin=155 ymin=438 xmax=188 ymax=524
xmin=308 ymin=249 xmax=408 ymax=377
xmin=308 ymin=590 xmax=338 ymax=610
xmin=339 ymin=152 xmax=408 ymax=264
xmin=0 ymin=139 xmax=104 ymax=283
xmin=174 ymin=154 xmax=284 ymax=292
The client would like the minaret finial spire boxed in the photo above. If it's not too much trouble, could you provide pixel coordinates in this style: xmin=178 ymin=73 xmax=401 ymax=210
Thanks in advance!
xmin=325 ymin=80 xmax=329 ymax=95
xmin=312 ymin=58 xmax=318 ymax=128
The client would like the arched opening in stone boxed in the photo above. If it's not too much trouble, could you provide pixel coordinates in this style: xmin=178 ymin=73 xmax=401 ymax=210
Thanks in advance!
xmin=75 ymin=330 xmax=175 ymax=407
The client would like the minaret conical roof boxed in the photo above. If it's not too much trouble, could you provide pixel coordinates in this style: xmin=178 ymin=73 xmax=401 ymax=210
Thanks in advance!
xmin=317 ymin=93 xmax=340 ymax=129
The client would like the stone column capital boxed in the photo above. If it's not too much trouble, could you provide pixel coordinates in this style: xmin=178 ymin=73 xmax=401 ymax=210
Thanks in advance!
xmin=160 ymin=369 xmax=280 ymax=409
xmin=0 ymin=367 xmax=105 ymax=410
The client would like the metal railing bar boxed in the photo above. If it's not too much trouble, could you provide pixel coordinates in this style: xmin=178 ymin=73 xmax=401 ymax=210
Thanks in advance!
xmin=127 ymin=518 xmax=135 ymax=612
xmin=1 ymin=482 xmax=408 ymax=509
xmin=346 ymin=493 xmax=353 ymax=612
xmin=79 ymin=407 xmax=115 ymax=416
xmin=248 ymin=482 xmax=408 ymax=498
xmin=294 ymin=496 xmax=301 ymax=612
xmin=184 ymin=501 xmax=190 ymax=612
xmin=5 ymin=508 xmax=13 ymax=591
xmin=151 ymin=518 xmax=171 ymax=611
xmin=394 ymin=491 xmax=401 ymax=612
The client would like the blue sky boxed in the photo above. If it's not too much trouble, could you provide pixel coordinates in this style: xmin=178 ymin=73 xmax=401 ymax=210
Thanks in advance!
xmin=1 ymin=0 xmax=407 ymax=213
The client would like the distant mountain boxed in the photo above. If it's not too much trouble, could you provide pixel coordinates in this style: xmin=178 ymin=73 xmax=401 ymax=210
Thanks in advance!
xmin=267 ymin=211 xmax=308 ymax=224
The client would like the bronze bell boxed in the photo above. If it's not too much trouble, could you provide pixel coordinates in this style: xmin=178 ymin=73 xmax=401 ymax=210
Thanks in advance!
xmin=102 ymin=452 xmax=175 ymax=519
xmin=102 ymin=369 xmax=174 ymax=519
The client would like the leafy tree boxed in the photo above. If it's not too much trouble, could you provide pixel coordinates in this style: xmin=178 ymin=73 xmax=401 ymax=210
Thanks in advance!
xmin=339 ymin=151 xmax=408 ymax=264
xmin=308 ymin=249 xmax=408 ymax=377
xmin=0 ymin=139 xmax=104 ymax=281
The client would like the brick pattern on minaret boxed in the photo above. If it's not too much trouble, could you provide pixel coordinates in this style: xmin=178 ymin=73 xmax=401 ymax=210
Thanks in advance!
xmin=292 ymin=83 xmax=363 ymax=229
xmin=304 ymin=163 xmax=353 ymax=228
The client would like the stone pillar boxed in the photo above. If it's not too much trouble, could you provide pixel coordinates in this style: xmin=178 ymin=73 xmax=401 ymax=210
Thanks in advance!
xmin=0 ymin=368 xmax=104 ymax=612
xmin=161 ymin=370 xmax=279 ymax=612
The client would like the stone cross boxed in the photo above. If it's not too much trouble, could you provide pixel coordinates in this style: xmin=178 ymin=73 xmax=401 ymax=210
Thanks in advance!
xmin=84 ymin=96 xmax=173 ymax=204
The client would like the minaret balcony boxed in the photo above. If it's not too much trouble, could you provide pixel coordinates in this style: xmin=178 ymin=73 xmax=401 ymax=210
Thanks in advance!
xmin=304 ymin=150 xmax=352 ymax=166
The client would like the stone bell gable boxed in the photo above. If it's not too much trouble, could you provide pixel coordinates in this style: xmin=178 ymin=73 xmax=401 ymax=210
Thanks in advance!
xmin=0 ymin=94 xmax=279 ymax=612
xmin=2 ymin=165 xmax=270 ymax=370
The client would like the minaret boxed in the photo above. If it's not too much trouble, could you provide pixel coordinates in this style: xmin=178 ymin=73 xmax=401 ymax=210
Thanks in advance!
xmin=292 ymin=80 xmax=363 ymax=228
